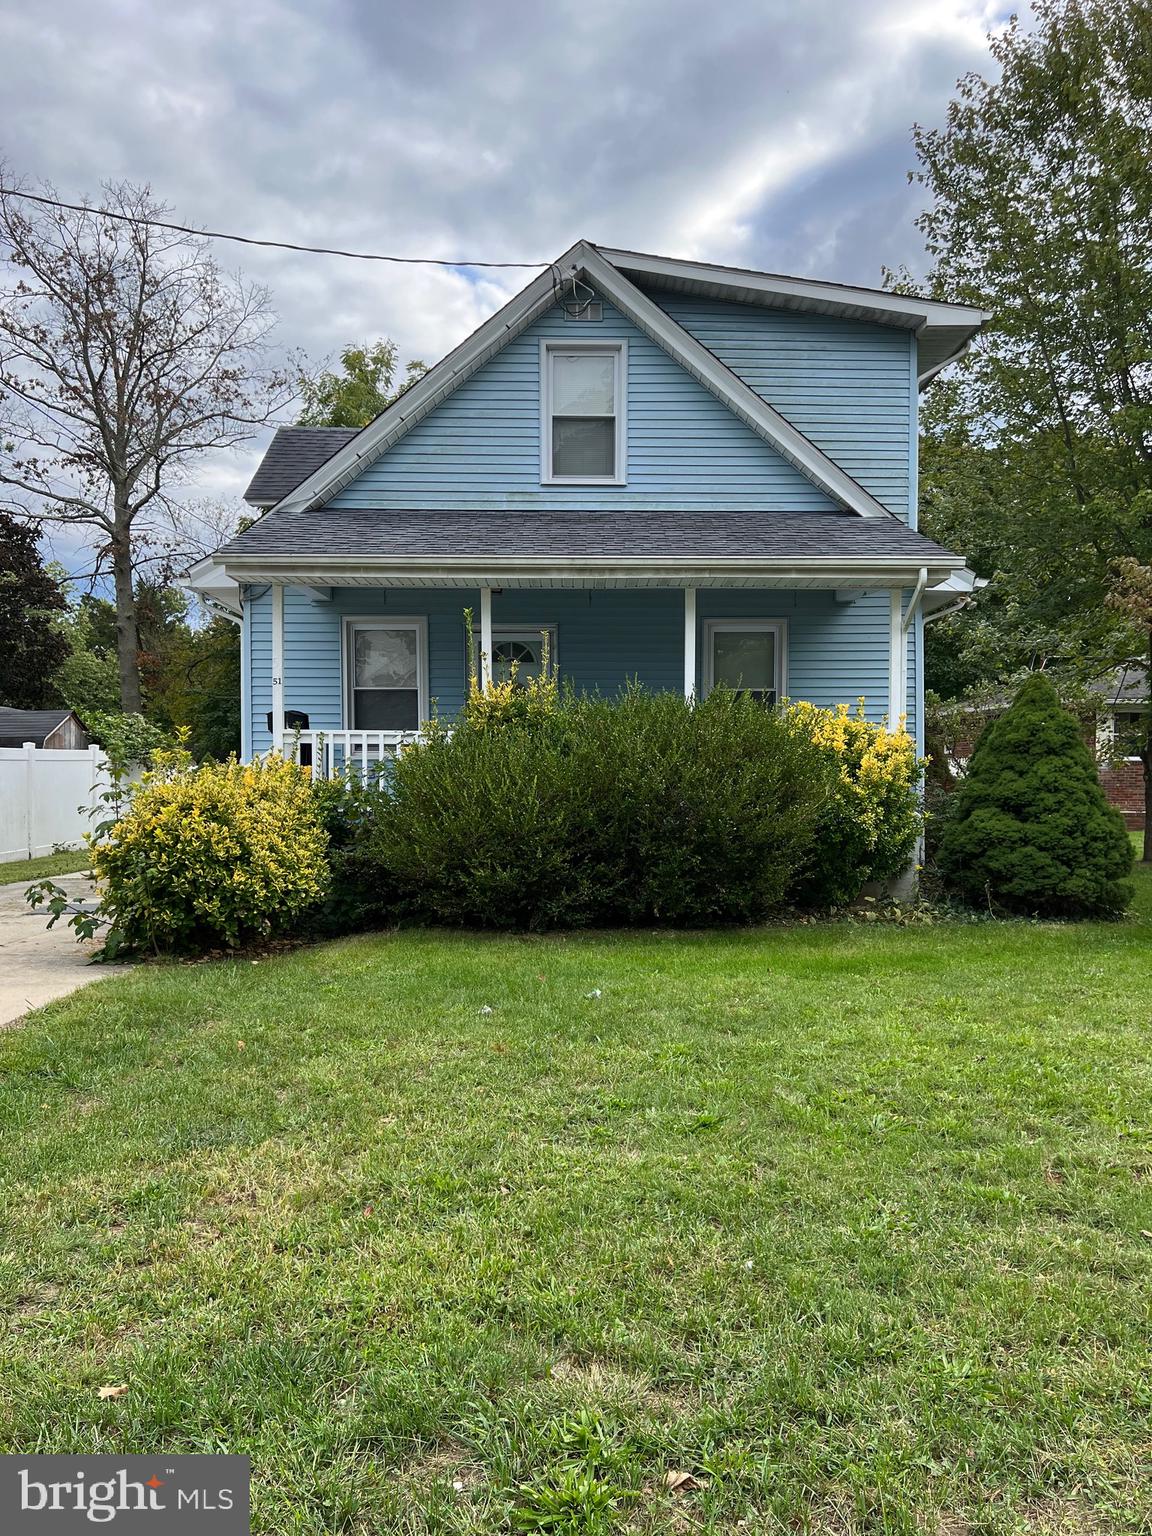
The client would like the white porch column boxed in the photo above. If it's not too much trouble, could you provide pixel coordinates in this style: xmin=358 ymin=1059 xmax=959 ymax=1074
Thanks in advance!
xmin=271 ymin=583 xmax=285 ymax=750
xmin=888 ymin=588 xmax=905 ymax=726
xmin=479 ymin=586 xmax=494 ymax=691
xmin=683 ymin=587 xmax=697 ymax=700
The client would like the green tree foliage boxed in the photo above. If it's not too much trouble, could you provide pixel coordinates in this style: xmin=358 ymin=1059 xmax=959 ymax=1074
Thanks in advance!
xmin=50 ymin=581 xmax=240 ymax=759
xmin=908 ymin=0 xmax=1152 ymax=852
xmin=149 ymin=613 xmax=241 ymax=762
xmin=937 ymin=673 xmax=1133 ymax=916
xmin=296 ymin=340 xmax=427 ymax=428
xmin=0 ymin=512 xmax=69 ymax=708
xmin=54 ymin=648 xmax=120 ymax=719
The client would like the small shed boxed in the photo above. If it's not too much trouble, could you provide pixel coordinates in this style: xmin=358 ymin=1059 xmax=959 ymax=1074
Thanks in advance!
xmin=0 ymin=708 xmax=90 ymax=750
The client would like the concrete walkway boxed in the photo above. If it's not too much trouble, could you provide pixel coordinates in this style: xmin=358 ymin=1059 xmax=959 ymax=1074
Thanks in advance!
xmin=0 ymin=872 xmax=120 ymax=1027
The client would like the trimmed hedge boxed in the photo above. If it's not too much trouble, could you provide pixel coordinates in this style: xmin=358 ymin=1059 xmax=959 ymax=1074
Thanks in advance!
xmin=357 ymin=688 xmax=835 ymax=929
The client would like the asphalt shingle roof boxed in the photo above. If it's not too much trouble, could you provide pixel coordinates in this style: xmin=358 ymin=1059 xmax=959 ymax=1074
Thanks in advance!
xmin=244 ymin=427 xmax=360 ymax=504
xmin=0 ymin=708 xmax=76 ymax=747
xmin=220 ymin=508 xmax=961 ymax=564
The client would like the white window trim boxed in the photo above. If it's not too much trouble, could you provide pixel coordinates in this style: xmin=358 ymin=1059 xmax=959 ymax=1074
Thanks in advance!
xmin=702 ymin=619 xmax=788 ymax=702
xmin=540 ymin=338 xmax=628 ymax=485
xmin=1102 ymin=709 xmax=1145 ymax=763
xmin=342 ymin=615 xmax=429 ymax=730
xmin=473 ymin=624 xmax=559 ymax=680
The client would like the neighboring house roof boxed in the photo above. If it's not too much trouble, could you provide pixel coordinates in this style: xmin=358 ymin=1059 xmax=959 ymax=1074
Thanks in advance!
xmin=256 ymin=240 xmax=989 ymax=524
xmin=1103 ymin=666 xmax=1149 ymax=708
xmin=218 ymin=507 xmax=957 ymax=563
xmin=244 ymin=427 xmax=359 ymax=506
xmin=0 ymin=707 xmax=82 ymax=748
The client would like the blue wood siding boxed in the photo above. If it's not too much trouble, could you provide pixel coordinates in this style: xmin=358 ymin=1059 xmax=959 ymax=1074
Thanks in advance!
xmin=246 ymin=586 xmax=909 ymax=755
xmin=644 ymin=293 xmax=916 ymax=521
xmin=324 ymin=299 xmax=840 ymax=513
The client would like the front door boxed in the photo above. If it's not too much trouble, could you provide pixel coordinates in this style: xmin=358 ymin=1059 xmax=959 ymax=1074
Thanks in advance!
xmin=480 ymin=627 xmax=557 ymax=686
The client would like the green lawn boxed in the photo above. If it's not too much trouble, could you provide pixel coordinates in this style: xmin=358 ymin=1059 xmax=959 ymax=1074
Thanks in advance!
xmin=0 ymin=848 xmax=92 ymax=884
xmin=2 ymin=875 xmax=1151 ymax=1534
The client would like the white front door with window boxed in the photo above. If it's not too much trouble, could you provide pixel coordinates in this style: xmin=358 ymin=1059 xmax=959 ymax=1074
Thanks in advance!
xmin=703 ymin=620 xmax=786 ymax=706
xmin=476 ymin=627 xmax=558 ymax=687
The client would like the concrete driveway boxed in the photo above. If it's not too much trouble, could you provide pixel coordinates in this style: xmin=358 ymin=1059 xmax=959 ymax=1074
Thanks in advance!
xmin=0 ymin=872 xmax=121 ymax=1027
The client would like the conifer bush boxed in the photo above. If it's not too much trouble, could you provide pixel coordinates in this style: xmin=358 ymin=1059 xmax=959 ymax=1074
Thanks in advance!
xmin=937 ymin=673 xmax=1133 ymax=917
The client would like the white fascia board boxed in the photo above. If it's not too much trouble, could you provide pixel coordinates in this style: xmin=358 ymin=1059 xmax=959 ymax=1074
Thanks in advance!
xmin=597 ymin=247 xmax=992 ymax=330
xmin=922 ymin=566 xmax=982 ymax=613
xmin=183 ymin=556 xmax=243 ymax=614
xmin=269 ymin=246 xmax=588 ymax=515
xmin=580 ymin=248 xmax=896 ymax=519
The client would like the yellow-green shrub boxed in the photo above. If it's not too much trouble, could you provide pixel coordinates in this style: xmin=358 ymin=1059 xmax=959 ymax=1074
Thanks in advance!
xmin=788 ymin=701 xmax=924 ymax=907
xmin=91 ymin=747 xmax=329 ymax=953
xmin=460 ymin=611 xmax=560 ymax=732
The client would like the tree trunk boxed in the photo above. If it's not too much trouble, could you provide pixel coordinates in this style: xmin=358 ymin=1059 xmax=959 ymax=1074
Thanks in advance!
xmin=111 ymin=521 xmax=143 ymax=714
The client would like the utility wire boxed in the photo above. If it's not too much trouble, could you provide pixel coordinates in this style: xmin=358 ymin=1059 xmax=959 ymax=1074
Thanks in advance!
xmin=0 ymin=187 xmax=551 ymax=269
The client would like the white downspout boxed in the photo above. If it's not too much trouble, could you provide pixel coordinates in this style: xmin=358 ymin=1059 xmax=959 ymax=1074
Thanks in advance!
xmin=888 ymin=590 xmax=903 ymax=727
xmin=902 ymin=567 xmax=928 ymax=635
xmin=889 ymin=567 xmax=929 ymax=727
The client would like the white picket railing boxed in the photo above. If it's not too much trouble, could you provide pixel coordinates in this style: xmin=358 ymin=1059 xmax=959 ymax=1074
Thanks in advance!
xmin=282 ymin=730 xmax=417 ymax=781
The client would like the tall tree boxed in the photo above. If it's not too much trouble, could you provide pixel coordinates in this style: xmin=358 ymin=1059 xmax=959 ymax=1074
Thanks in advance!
xmin=0 ymin=178 xmax=294 ymax=712
xmin=910 ymin=0 xmax=1152 ymax=856
xmin=0 ymin=511 xmax=69 ymax=707
xmin=296 ymin=339 xmax=426 ymax=428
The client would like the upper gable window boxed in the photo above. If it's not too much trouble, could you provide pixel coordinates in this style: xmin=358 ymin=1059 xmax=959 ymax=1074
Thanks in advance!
xmin=541 ymin=341 xmax=626 ymax=484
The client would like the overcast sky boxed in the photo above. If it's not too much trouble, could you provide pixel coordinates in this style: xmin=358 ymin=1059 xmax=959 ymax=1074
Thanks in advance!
xmin=0 ymin=0 xmax=1016 ymax=571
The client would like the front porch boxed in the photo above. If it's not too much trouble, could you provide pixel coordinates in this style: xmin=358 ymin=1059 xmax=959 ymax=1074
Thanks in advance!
xmin=241 ymin=577 xmax=937 ymax=773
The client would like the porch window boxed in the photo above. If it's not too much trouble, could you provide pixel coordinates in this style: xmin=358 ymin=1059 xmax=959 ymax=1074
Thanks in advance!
xmin=475 ymin=626 xmax=557 ymax=687
xmin=703 ymin=620 xmax=785 ymax=706
xmin=346 ymin=620 xmax=427 ymax=730
xmin=542 ymin=341 xmax=626 ymax=483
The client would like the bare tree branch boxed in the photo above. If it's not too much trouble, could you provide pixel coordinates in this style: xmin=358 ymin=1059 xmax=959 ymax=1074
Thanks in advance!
xmin=0 ymin=170 xmax=296 ymax=709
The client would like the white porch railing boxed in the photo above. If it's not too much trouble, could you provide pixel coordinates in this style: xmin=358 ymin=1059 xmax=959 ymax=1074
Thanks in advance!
xmin=282 ymin=729 xmax=417 ymax=780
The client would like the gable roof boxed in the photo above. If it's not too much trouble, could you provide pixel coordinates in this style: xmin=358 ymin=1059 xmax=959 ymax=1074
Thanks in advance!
xmin=263 ymin=241 xmax=989 ymax=523
xmin=599 ymin=248 xmax=990 ymax=384
xmin=0 ymin=707 xmax=82 ymax=747
xmin=245 ymin=427 xmax=358 ymax=506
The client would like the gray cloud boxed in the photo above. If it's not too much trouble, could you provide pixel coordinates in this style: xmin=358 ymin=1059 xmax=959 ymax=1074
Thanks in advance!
xmin=0 ymin=0 xmax=1014 ymax=571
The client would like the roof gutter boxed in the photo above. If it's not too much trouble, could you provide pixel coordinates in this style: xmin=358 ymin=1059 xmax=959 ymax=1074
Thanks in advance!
xmin=209 ymin=553 xmax=966 ymax=589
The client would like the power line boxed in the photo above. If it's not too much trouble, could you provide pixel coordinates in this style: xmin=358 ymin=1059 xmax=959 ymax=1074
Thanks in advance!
xmin=0 ymin=187 xmax=550 ymax=270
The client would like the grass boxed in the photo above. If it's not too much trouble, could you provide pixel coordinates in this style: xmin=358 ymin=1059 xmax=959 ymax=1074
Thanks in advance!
xmin=1 ymin=871 xmax=1151 ymax=1534
xmin=0 ymin=848 xmax=92 ymax=885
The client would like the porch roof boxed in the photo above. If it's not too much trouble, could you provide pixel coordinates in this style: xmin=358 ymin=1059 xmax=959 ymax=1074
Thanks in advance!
xmin=217 ymin=507 xmax=960 ymax=566
xmin=189 ymin=509 xmax=967 ymax=601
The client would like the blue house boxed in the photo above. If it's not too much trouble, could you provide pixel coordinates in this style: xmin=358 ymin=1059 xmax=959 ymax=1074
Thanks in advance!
xmin=188 ymin=242 xmax=985 ymax=773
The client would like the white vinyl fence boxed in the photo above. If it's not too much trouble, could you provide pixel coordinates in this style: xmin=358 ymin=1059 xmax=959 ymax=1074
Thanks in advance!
xmin=0 ymin=743 xmax=110 ymax=863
